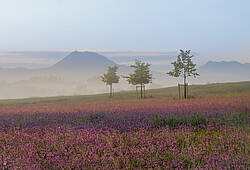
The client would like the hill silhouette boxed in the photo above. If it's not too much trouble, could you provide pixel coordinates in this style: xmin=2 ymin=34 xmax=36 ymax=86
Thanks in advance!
xmin=198 ymin=61 xmax=250 ymax=83
xmin=51 ymin=51 xmax=116 ymax=71
xmin=44 ymin=51 xmax=119 ymax=81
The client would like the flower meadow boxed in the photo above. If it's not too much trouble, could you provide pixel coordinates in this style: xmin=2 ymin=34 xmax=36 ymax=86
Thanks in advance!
xmin=0 ymin=95 xmax=249 ymax=169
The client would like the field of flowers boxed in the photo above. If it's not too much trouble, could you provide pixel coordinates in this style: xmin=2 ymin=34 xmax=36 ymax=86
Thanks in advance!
xmin=0 ymin=95 xmax=249 ymax=169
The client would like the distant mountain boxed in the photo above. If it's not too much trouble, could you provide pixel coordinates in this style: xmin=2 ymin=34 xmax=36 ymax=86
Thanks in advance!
xmin=200 ymin=61 xmax=249 ymax=69
xmin=197 ymin=61 xmax=250 ymax=83
xmin=199 ymin=61 xmax=250 ymax=73
xmin=51 ymin=51 xmax=116 ymax=71
xmin=45 ymin=51 xmax=119 ymax=81
xmin=0 ymin=51 xmax=118 ymax=82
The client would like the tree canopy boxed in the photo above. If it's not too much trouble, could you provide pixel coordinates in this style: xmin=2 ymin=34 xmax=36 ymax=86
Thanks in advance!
xmin=101 ymin=66 xmax=120 ymax=85
xmin=167 ymin=49 xmax=199 ymax=83
xmin=124 ymin=60 xmax=152 ymax=86
xmin=167 ymin=49 xmax=199 ymax=99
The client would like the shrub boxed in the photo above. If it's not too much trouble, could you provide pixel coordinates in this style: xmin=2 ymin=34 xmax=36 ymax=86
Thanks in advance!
xmin=152 ymin=113 xmax=209 ymax=128
xmin=87 ymin=113 xmax=105 ymax=123
xmin=166 ymin=115 xmax=181 ymax=128
xmin=188 ymin=113 xmax=208 ymax=127
xmin=151 ymin=115 xmax=168 ymax=128
xmin=152 ymin=115 xmax=181 ymax=128
xmin=232 ymin=112 xmax=249 ymax=128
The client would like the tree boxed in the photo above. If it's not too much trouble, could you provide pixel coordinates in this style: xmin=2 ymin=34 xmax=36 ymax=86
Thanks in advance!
xmin=124 ymin=60 xmax=152 ymax=98
xmin=101 ymin=66 xmax=120 ymax=98
xmin=167 ymin=49 xmax=199 ymax=99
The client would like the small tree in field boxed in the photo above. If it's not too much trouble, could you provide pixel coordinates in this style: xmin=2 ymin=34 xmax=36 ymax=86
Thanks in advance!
xmin=101 ymin=66 xmax=120 ymax=98
xmin=124 ymin=60 xmax=152 ymax=99
xmin=167 ymin=49 xmax=199 ymax=99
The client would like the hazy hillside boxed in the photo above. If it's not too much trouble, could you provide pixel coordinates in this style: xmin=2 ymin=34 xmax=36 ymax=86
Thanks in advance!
xmin=46 ymin=51 xmax=119 ymax=81
xmin=0 ymin=51 xmax=119 ymax=82
xmin=0 ymin=51 xmax=249 ymax=99
xmin=51 ymin=51 xmax=116 ymax=71
xmin=197 ymin=61 xmax=250 ymax=83
xmin=200 ymin=61 xmax=250 ymax=72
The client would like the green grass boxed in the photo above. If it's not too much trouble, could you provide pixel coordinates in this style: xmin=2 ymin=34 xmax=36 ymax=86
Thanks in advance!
xmin=0 ymin=81 xmax=249 ymax=106
xmin=147 ymin=81 xmax=250 ymax=97
xmin=151 ymin=113 xmax=208 ymax=129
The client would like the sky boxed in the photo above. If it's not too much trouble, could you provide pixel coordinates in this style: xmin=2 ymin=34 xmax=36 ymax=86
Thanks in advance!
xmin=0 ymin=0 xmax=250 ymax=63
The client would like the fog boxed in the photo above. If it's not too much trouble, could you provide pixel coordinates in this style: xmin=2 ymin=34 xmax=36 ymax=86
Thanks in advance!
xmin=0 ymin=51 xmax=249 ymax=99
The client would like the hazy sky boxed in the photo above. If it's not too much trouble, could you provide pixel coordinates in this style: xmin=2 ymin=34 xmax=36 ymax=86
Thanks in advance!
xmin=0 ymin=0 xmax=250 ymax=62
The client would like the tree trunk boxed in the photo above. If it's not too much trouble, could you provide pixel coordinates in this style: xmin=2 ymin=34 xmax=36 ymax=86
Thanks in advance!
xmin=110 ymin=84 xmax=112 ymax=98
xmin=184 ymin=74 xmax=187 ymax=99
xmin=141 ymin=83 xmax=143 ymax=99
xmin=178 ymin=83 xmax=181 ymax=100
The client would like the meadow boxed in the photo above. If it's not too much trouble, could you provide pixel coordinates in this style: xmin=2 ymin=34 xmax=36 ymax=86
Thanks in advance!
xmin=0 ymin=82 xmax=249 ymax=169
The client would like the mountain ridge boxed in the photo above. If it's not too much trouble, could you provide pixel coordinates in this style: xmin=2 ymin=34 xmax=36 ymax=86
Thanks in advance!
xmin=51 ymin=51 xmax=117 ymax=70
xmin=0 ymin=51 xmax=249 ymax=83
